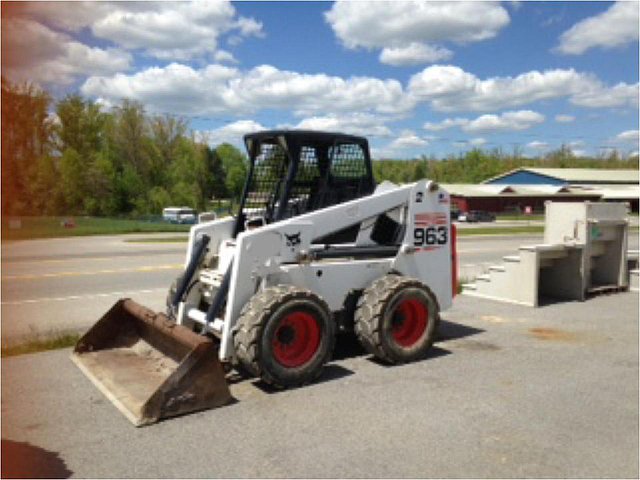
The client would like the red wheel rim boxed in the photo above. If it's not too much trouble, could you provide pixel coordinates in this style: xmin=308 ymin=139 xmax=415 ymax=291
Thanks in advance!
xmin=391 ymin=298 xmax=428 ymax=347
xmin=272 ymin=311 xmax=321 ymax=367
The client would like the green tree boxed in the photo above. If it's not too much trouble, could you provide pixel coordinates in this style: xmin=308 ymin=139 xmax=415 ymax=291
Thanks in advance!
xmin=216 ymin=143 xmax=248 ymax=199
xmin=55 ymin=94 xmax=105 ymax=155
xmin=204 ymin=146 xmax=229 ymax=200
xmin=59 ymin=148 xmax=85 ymax=211
xmin=1 ymin=78 xmax=53 ymax=214
xmin=55 ymin=95 xmax=110 ymax=212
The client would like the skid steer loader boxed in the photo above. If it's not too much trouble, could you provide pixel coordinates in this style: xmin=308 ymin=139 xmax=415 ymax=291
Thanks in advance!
xmin=72 ymin=130 xmax=456 ymax=426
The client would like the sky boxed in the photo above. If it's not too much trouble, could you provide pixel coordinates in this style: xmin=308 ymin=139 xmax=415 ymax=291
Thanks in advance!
xmin=2 ymin=1 xmax=639 ymax=159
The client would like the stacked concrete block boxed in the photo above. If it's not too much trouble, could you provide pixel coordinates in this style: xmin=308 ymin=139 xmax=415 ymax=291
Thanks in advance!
xmin=463 ymin=202 xmax=630 ymax=306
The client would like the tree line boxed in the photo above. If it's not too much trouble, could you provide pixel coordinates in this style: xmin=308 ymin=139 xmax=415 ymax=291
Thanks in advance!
xmin=2 ymin=78 xmax=247 ymax=217
xmin=2 ymin=78 xmax=637 ymax=217
xmin=373 ymin=147 xmax=638 ymax=185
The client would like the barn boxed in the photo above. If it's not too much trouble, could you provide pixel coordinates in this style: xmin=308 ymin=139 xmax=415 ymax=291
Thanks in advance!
xmin=444 ymin=184 xmax=601 ymax=215
xmin=483 ymin=168 xmax=638 ymax=186
xmin=445 ymin=168 xmax=639 ymax=214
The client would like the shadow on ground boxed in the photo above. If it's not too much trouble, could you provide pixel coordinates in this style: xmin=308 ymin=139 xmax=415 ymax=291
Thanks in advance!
xmin=436 ymin=319 xmax=484 ymax=342
xmin=1 ymin=439 xmax=72 ymax=479
xmin=233 ymin=320 xmax=486 ymax=391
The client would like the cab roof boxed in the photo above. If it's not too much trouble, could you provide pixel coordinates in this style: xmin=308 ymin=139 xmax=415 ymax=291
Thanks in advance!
xmin=243 ymin=129 xmax=369 ymax=149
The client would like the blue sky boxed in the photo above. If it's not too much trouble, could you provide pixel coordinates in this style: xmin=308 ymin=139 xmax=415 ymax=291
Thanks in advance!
xmin=3 ymin=1 xmax=639 ymax=159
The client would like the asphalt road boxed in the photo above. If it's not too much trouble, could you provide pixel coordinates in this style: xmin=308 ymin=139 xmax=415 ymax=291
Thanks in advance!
xmin=1 ymin=234 xmax=186 ymax=344
xmin=2 ymin=292 xmax=638 ymax=478
xmin=2 ymin=232 xmax=638 ymax=344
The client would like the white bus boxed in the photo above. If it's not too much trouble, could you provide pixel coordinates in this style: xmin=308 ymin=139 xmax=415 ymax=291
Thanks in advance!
xmin=162 ymin=207 xmax=197 ymax=224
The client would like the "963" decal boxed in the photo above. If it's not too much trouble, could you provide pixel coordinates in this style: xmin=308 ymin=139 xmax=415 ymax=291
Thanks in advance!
xmin=414 ymin=225 xmax=448 ymax=246
xmin=413 ymin=212 xmax=448 ymax=249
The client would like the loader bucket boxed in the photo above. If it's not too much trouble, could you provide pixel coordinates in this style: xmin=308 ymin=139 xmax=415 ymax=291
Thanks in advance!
xmin=71 ymin=299 xmax=232 ymax=426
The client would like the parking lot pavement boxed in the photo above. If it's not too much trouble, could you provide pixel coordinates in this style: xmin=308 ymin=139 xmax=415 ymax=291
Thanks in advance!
xmin=2 ymin=292 xmax=638 ymax=478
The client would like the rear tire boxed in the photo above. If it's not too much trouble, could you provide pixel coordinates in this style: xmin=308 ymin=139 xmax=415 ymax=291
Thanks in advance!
xmin=233 ymin=285 xmax=335 ymax=388
xmin=355 ymin=274 xmax=440 ymax=364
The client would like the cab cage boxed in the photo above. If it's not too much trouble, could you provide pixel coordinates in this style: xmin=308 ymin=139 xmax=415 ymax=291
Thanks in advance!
xmin=233 ymin=130 xmax=376 ymax=237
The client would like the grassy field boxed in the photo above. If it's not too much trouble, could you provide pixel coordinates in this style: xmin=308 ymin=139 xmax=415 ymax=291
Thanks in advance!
xmin=457 ymin=225 xmax=544 ymax=236
xmin=2 ymin=216 xmax=191 ymax=240
xmin=495 ymin=214 xmax=545 ymax=221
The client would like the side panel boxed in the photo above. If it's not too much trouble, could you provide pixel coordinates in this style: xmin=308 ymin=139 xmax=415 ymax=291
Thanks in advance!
xmin=218 ymin=186 xmax=415 ymax=360
xmin=217 ymin=181 xmax=453 ymax=360
xmin=185 ymin=217 xmax=235 ymax=266
xmin=392 ymin=181 xmax=453 ymax=310
xmin=269 ymin=260 xmax=394 ymax=311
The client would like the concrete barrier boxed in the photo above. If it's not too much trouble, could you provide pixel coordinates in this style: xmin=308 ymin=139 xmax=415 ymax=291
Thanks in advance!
xmin=463 ymin=202 xmax=630 ymax=306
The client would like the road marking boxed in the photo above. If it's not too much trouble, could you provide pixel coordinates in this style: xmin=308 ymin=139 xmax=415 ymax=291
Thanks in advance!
xmin=2 ymin=264 xmax=183 ymax=281
xmin=1 ymin=288 xmax=166 ymax=306
xmin=2 ymin=252 xmax=183 ymax=266
xmin=457 ymin=247 xmax=510 ymax=253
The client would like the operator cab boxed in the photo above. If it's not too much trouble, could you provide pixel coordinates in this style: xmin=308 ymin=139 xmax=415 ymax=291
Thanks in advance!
xmin=234 ymin=130 xmax=376 ymax=237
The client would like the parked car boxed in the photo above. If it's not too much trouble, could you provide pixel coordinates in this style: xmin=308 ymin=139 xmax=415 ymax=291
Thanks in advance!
xmin=162 ymin=207 xmax=198 ymax=224
xmin=458 ymin=210 xmax=496 ymax=223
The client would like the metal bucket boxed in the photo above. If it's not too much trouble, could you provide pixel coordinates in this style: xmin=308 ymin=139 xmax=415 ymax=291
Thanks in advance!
xmin=71 ymin=299 xmax=232 ymax=426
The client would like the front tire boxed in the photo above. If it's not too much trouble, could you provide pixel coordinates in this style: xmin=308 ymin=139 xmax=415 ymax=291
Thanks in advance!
xmin=355 ymin=275 xmax=440 ymax=364
xmin=233 ymin=285 xmax=336 ymax=388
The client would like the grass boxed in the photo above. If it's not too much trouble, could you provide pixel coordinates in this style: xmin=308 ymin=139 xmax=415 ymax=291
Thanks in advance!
xmin=2 ymin=216 xmax=191 ymax=241
xmin=457 ymin=226 xmax=544 ymax=236
xmin=1 ymin=332 xmax=81 ymax=358
xmin=456 ymin=277 xmax=471 ymax=295
xmin=495 ymin=214 xmax=545 ymax=221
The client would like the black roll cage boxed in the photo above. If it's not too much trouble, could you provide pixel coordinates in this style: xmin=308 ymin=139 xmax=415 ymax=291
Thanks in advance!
xmin=232 ymin=130 xmax=376 ymax=238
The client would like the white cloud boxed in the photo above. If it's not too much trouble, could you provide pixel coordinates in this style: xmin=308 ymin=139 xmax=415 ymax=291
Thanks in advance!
xmin=213 ymin=50 xmax=238 ymax=64
xmin=555 ymin=114 xmax=575 ymax=123
xmin=571 ymin=82 xmax=639 ymax=108
xmin=197 ymin=119 xmax=265 ymax=146
xmin=527 ymin=141 xmax=549 ymax=150
xmin=469 ymin=137 xmax=487 ymax=146
xmin=556 ymin=2 xmax=639 ymax=55
xmin=423 ymin=117 xmax=468 ymax=131
xmin=325 ymin=1 xmax=509 ymax=66
xmin=4 ymin=2 xmax=125 ymax=32
xmin=379 ymin=43 xmax=453 ymax=66
xmin=326 ymin=1 xmax=509 ymax=48
xmin=81 ymin=63 xmax=412 ymax=117
xmin=6 ymin=1 xmax=264 ymax=66
xmin=228 ymin=65 xmax=411 ymax=115
xmin=570 ymin=148 xmax=588 ymax=157
xmin=389 ymin=130 xmax=429 ymax=150
xmin=235 ymin=16 xmax=265 ymax=38
xmin=464 ymin=110 xmax=545 ymax=133
xmin=2 ymin=18 xmax=132 ymax=85
xmin=373 ymin=130 xmax=430 ymax=158
xmin=616 ymin=130 xmax=640 ymax=143
xmin=408 ymin=65 xmax=638 ymax=112
xmin=423 ymin=110 xmax=544 ymax=133
xmin=294 ymin=113 xmax=393 ymax=137
xmin=82 ymin=63 xmax=239 ymax=115
xmin=92 ymin=1 xmax=263 ymax=61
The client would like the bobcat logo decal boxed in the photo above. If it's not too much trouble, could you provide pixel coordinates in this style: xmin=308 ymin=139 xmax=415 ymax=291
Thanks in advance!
xmin=285 ymin=232 xmax=301 ymax=249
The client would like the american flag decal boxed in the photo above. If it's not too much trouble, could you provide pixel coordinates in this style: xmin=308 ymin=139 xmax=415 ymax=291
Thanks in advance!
xmin=414 ymin=212 xmax=448 ymax=226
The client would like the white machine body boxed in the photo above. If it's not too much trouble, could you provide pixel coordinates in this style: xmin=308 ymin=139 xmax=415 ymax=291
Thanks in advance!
xmin=178 ymin=179 xmax=454 ymax=361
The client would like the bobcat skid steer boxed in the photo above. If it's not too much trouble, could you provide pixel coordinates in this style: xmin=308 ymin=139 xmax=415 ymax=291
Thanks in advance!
xmin=72 ymin=130 xmax=457 ymax=426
